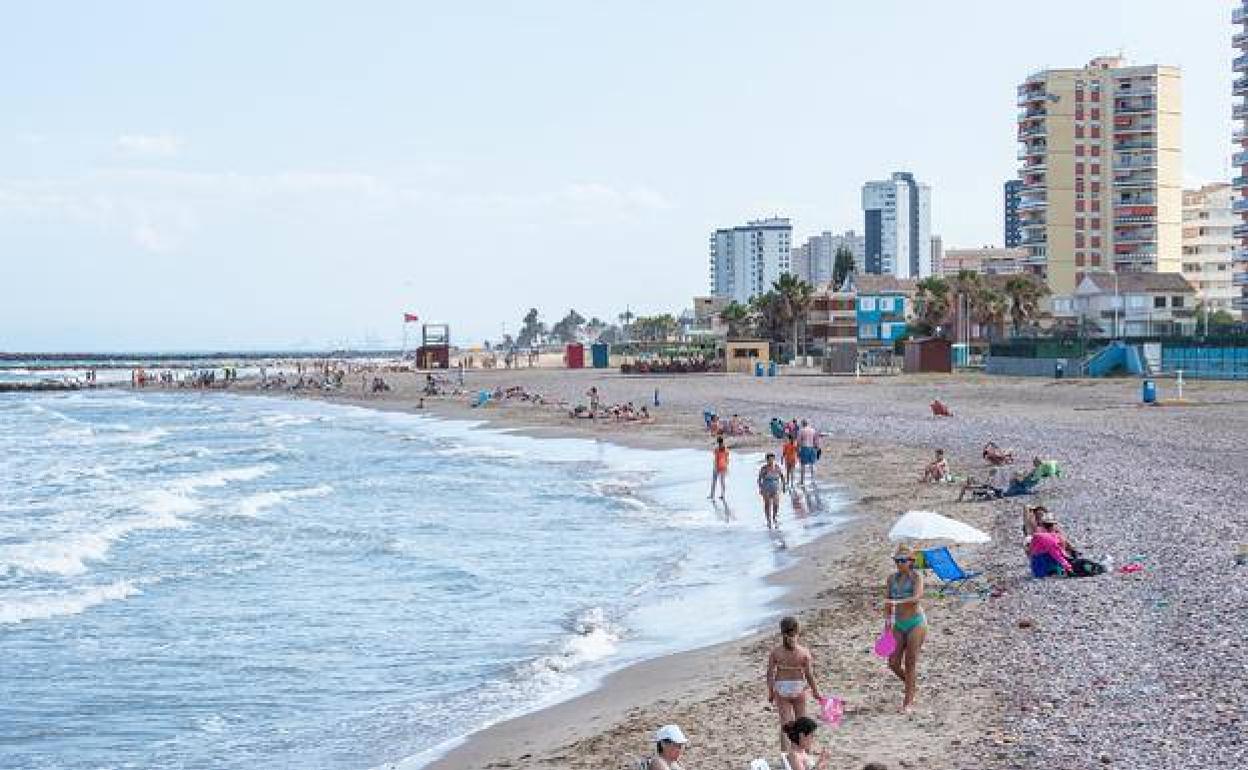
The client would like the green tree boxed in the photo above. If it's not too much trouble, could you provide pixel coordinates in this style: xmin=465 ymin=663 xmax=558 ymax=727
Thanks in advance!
xmin=832 ymin=246 xmax=856 ymax=290
xmin=718 ymin=301 xmax=754 ymax=338
xmin=617 ymin=309 xmax=635 ymax=341
xmin=1002 ymin=276 xmax=1050 ymax=336
xmin=517 ymin=308 xmax=546 ymax=347
xmin=914 ymin=276 xmax=952 ymax=335
xmin=550 ymin=309 xmax=587 ymax=343
xmin=772 ymin=273 xmax=815 ymax=361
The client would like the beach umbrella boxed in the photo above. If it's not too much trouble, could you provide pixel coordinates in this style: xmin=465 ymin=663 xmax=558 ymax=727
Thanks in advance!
xmin=888 ymin=510 xmax=990 ymax=544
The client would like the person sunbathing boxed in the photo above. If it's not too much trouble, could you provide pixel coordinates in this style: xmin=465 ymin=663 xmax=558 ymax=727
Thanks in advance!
xmin=982 ymin=442 xmax=1014 ymax=466
xmin=930 ymin=399 xmax=953 ymax=417
xmin=921 ymin=449 xmax=951 ymax=483
xmin=958 ymin=466 xmax=1037 ymax=501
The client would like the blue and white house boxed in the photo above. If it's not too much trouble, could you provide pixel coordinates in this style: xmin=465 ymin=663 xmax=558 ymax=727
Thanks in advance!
xmin=845 ymin=274 xmax=916 ymax=346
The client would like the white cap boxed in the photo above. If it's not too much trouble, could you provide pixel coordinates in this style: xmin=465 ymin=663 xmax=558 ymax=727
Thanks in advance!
xmin=654 ymin=724 xmax=689 ymax=744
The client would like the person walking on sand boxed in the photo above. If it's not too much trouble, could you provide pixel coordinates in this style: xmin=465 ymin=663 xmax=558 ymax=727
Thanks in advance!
xmin=708 ymin=436 xmax=729 ymax=499
xmin=884 ymin=544 xmax=927 ymax=712
xmin=781 ymin=434 xmax=799 ymax=491
xmin=797 ymin=420 xmax=820 ymax=486
xmin=758 ymin=452 xmax=784 ymax=529
xmin=766 ymin=616 xmax=824 ymax=752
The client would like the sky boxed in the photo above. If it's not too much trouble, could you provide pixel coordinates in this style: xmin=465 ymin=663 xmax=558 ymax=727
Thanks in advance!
xmin=0 ymin=0 xmax=1238 ymax=350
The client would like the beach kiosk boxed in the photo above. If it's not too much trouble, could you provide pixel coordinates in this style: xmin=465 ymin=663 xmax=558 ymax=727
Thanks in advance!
xmin=903 ymin=337 xmax=953 ymax=374
xmin=416 ymin=323 xmax=451 ymax=369
xmin=724 ymin=339 xmax=769 ymax=374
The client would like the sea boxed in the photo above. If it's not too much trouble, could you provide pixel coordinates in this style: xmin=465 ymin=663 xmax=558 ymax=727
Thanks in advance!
xmin=0 ymin=387 xmax=844 ymax=770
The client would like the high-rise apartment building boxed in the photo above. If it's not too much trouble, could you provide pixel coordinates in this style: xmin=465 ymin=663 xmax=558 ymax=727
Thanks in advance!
xmin=1016 ymin=56 xmax=1182 ymax=295
xmin=708 ymin=217 xmax=792 ymax=304
xmin=1234 ymin=3 xmax=1248 ymax=317
xmin=930 ymin=235 xmax=944 ymax=275
xmin=1004 ymin=180 xmax=1023 ymax=247
xmin=792 ymin=230 xmax=865 ymax=288
xmin=862 ymin=172 xmax=932 ymax=279
xmin=1181 ymin=183 xmax=1238 ymax=313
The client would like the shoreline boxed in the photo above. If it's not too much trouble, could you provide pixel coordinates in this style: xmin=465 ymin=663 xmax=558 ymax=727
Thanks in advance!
xmin=237 ymin=373 xmax=976 ymax=769
xmin=106 ymin=368 xmax=1248 ymax=768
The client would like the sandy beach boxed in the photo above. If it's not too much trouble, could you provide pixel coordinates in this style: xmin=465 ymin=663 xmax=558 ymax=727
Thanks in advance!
xmin=240 ymin=367 xmax=1248 ymax=769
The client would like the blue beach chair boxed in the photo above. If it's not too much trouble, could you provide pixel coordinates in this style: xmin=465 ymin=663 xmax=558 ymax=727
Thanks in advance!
xmin=921 ymin=546 xmax=987 ymax=596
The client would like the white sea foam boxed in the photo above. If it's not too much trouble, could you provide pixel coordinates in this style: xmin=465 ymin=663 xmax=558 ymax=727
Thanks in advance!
xmin=232 ymin=485 xmax=334 ymax=517
xmin=169 ymin=464 xmax=276 ymax=494
xmin=0 ymin=579 xmax=144 ymax=624
xmin=0 ymin=511 xmax=189 ymax=577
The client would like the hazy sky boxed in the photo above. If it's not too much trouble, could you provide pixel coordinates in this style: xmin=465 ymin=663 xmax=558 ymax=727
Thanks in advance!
xmin=0 ymin=1 xmax=1237 ymax=350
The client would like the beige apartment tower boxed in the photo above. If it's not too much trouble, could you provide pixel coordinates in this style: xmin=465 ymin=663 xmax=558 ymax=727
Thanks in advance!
xmin=1016 ymin=56 xmax=1182 ymax=295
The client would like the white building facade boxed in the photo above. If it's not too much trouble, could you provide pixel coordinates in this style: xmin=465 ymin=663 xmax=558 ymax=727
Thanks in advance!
xmin=862 ymin=172 xmax=932 ymax=280
xmin=709 ymin=218 xmax=792 ymax=304
xmin=792 ymin=230 xmax=865 ymax=288
xmin=1181 ymin=183 xmax=1238 ymax=312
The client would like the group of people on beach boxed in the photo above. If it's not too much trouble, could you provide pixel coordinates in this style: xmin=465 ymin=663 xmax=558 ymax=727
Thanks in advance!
xmin=707 ymin=418 xmax=823 ymax=531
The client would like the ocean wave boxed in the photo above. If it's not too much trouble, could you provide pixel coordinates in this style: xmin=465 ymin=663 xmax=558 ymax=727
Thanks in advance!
xmin=0 ymin=579 xmax=145 ymax=624
xmin=232 ymin=485 xmax=334 ymax=517
xmin=169 ymin=464 xmax=276 ymax=494
xmin=0 ymin=511 xmax=188 ymax=577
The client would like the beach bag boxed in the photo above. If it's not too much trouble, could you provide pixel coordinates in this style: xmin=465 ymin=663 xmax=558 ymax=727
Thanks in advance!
xmin=1070 ymin=557 xmax=1105 ymax=577
xmin=818 ymin=695 xmax=845 ymax=726
xmin=873 ymin=620 xmax=897 ymax=658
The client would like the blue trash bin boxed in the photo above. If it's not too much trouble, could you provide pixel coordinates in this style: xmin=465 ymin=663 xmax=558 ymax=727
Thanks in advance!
xmin=1142 ymin=379 xmax=1156 ymax=404
xmin=755 ymin=362 xmax=764 ymax=377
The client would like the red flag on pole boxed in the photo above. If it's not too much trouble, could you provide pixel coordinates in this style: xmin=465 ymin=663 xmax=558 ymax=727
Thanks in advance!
xmin=404 ymin=313 xmax=420 ymax=323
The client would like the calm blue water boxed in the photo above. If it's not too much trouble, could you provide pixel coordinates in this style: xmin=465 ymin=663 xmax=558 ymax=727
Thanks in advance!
xmin=0 ymin=391 xmax=843 ymax=770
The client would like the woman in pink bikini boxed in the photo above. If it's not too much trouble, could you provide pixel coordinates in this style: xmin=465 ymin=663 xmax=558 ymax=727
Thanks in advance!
xmin=765 ymin=616 xmax=824 ymax=751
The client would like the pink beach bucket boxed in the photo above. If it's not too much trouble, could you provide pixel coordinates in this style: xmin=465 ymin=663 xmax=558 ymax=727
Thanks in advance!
xmin=873 ymin=619 xmax=897 ymax=658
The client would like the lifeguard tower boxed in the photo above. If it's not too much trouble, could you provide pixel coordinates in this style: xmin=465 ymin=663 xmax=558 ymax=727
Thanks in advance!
xmin=416 ymin=323 xmax=450 ymax=369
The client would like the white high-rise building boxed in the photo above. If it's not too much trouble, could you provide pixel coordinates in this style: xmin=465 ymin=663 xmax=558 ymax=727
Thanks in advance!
xmin=709 ymin=218 xmax=792 ymax=304
xmin=862 ymin=172 xmax=932 ymax=279
xmin=792 ymin=230 xmax=865 ymax=288
xmin=1181 ymin=183 xmax=1238 ymax=312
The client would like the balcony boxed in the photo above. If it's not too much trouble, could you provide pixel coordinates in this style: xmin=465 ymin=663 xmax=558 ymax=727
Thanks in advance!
xmin=1235 ymin=150 xmax=1248 ymax=166
xmin=1235 ymin=198 xmax=1248 ymax=213
xmin=1116 ymin=157 xmax=1157 ymax=169
xmin=1018 ymin=124 xmax=1047 ymax=139
xmin=1114 ymin=140 xmax=1155 ymax=152
xmin=1236 ymin=128 xmax=1248 ymax=142
xmin=1114 ymin=101 xmax=1155 ymax=115
xmin=1114 ymin=229 xmax=1157 ymax=243
xmin=1017 ymin=144 xmax=1046 ymax=160
xmin=1116 ymin=198 xmax=1157 ymax=208
xmin=1114 ymin=175 xmax=1157 ymax=189
xmin=1238 ymin=78 xmax=1248 ymax=97
xmin=1234 ymin=223 xmax=1248 ymax=239
xmin=1114 ymin=122 xmax=1157 ymax=135
xmin=1236 ymin=102 xmax=1248 ymax=121
xmin=1236 ymin=6 xmax=1248 ymax=24
xmin=1116 ymin=215 xmax=1156 ymax=224
xmin=1235 ymin=176 xmax=1248 ymax=190
xmin=1235 ymin=272 xmax=1248 ymax=286
xmin=1237 ymin=53 xmax=1248 ymax=71
xmin=1021 ymin=234 xmax=1047 ymax=246
xmin=1018 ymin=197 xmax=1048 ymax=211
xmin=1237 ymin=30 xmax=1248 ymax=48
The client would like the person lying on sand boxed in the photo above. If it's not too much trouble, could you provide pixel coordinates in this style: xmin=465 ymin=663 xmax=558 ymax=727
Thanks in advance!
xmin=766 ymin=617 xmax=824 ymax=751
xmin=921 ymin=449 xmax=951 ymax=483
xmin=982 ymin=441 xmax=1014 ymax=466
xmin=958 ymin=465 xmax=1042 ymax=501
xmin=642 ymin=724 xmax=689 ymax=770
xmin=782 ymin=717 xmax=830 ymax=770
xmin=930 ymin=399 xmax=953 ymax=417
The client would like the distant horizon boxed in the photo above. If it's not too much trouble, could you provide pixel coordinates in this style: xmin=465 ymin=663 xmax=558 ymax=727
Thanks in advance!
xmin=1 ymin=1 xmax=1236 ymax=349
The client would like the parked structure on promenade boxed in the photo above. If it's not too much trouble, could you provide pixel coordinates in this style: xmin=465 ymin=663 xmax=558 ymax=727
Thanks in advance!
xmin=1016 ymin=56 xmax=1182 ymax=294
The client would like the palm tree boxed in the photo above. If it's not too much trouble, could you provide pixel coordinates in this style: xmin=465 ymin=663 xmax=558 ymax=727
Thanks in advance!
xmin=771 ymin=273 xmax=815 ymax=362
xmin=914 ymin=276 xmax=952 ymax=334
xmin=718 ymin=301 xmax=753 ymax=338
xmin=1002 ymin=276 xmax=1050 ymax=336
xmin=617 ymin=309 xmax=635 ymax=341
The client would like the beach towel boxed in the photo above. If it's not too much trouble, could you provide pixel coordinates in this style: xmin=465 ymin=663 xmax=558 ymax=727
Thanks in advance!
xmin=818 ymin=695 xmax=845 ymax=727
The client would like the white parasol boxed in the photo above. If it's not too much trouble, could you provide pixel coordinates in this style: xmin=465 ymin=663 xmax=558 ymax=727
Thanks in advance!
xmin=888 ymin=509 xmax=990 ymax=544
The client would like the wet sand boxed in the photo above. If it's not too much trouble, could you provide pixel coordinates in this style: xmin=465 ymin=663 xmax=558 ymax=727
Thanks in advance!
xmin=241 ymin=368 xmax=1247 ymax=769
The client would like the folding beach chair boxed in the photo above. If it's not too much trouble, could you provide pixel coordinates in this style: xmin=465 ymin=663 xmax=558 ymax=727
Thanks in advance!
xmin=921 ymin=546 xmax=987 ymax=596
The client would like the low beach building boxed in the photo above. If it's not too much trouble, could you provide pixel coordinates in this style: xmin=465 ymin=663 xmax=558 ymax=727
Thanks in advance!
xmin=1052 ymin=271 xmax=1197 ymax=337
xmin=848 ymin=274 xmax=916 ymax=347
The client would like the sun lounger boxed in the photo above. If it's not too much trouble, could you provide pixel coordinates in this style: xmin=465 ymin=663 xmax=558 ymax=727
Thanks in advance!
xmin=921 ymin=546 xmax=987 ymax=596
